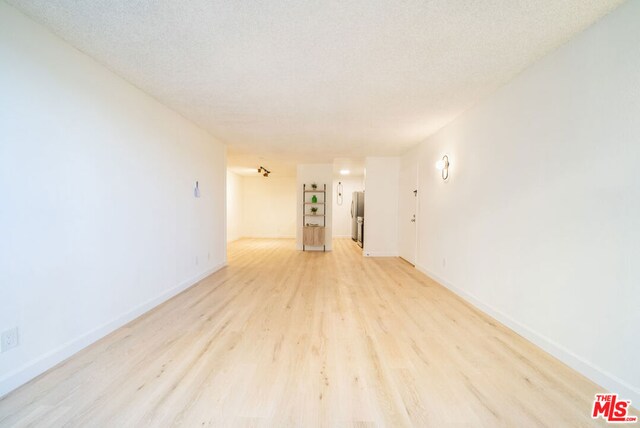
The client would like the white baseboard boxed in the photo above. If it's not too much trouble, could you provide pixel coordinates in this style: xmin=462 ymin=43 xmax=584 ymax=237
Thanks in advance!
xmin=364 ymin=251 xmax=398 ymax=257
xmin=228 ymin=236 xmax=295 ymax=242
xmin=0 ymin=262 xmax=226 ymax=398
xmin=244 ymin=235 xmax=295 ymax=239
xmin=415 ymin=264 xmax=640 ymax=406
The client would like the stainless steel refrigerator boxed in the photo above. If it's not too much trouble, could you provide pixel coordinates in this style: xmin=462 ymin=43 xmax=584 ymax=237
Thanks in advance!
xmin=351 ymin=191 xmax=365 ymax=243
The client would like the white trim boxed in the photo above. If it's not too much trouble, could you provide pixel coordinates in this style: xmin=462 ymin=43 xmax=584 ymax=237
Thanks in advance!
xmin=243 ymin=235 xmax=295 ymax=239
xmin=364 ymin=252 xmax=398 ymax=257
xmin=0 ymin=262 xmax=226 ymax=398
xmin=398 ymin=256 xmax=415 ymax=266
xmin=415 ymin=264 xmax=640 ymax=406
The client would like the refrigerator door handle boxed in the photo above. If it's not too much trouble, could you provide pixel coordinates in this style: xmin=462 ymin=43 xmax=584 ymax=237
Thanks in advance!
xmin=351 ymin=200 xmax=354 ymax=218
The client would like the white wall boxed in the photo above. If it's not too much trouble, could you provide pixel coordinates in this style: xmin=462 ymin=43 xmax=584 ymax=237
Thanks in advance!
xmin=0 ymin=3 xmax=227 ymax=397
xmin=242 ymin=176 xmax=296 ymax=238
xmin=226 ymin=171 xmax=244 ymax=242
xmin=414 ymin=0 xmax=640 ymax=404
xmin=332 ymin=176 xmax=364 ymax=238
xmin=363 ymin=157 xmax=400 ymax=257
xmin=296 ymin=164 xmax=333 ymax=251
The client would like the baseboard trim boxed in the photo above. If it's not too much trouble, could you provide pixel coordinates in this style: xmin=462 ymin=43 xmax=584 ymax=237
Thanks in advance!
xmin=243 ymin=235 xmax=295 ymax=239
xmin=0 ymin=262 xmax=227 ymax=398
xmin=364 ymin=251 xmax=398 ymax=257
xmin=415 ymin=264 xmax=640 ymax=406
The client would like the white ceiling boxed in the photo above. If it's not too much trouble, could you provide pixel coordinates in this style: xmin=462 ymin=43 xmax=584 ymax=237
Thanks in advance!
xmin=9 ymin=0 xmax=624 ymax=175
xmin=333 ymin=158 xmax=366 ymax=178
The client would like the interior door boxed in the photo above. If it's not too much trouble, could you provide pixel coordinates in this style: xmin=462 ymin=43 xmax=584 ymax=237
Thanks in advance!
xmin=399 ymin=159 xmax=418 ymax=265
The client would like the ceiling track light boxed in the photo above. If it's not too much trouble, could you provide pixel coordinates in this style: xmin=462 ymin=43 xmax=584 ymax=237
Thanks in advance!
xmin=257 ymin=165 xmax=271 ymax=177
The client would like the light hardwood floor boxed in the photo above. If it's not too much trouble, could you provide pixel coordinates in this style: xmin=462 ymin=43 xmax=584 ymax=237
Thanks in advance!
xmin=0 ymin=238 xmax=618 ymax=427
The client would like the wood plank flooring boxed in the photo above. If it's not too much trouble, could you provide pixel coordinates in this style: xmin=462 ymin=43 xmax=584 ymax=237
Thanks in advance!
xmin=0 ymin=238 xmax=616 ymax=426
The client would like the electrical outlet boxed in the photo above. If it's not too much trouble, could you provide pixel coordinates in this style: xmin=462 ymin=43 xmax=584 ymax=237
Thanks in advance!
xmin=208 ymin=252 xmax=211 ymax=261
xmin=195 ymin=256 xmax=199 ymax=265
xmin=442 ymin=258 xmax=447 ymax=268
xmin=1 ymin=327 xmax=19 ymax=352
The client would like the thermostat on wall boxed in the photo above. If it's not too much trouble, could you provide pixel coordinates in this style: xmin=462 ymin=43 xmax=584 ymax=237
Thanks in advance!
xmin=194 ymin=181 xmax=201 ymax=198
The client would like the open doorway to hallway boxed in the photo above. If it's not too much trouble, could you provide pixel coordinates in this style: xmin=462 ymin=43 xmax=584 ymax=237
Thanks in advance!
xmin=332 ymin=159 xmax=365 ymax=251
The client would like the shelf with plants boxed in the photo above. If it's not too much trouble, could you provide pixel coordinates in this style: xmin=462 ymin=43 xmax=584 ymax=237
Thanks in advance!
xmin=302 ymin=183 xmax=326 ymax=251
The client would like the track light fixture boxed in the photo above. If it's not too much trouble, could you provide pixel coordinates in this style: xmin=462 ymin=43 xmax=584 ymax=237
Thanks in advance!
xmin=257 ymin=166 xmax=271 ymax=177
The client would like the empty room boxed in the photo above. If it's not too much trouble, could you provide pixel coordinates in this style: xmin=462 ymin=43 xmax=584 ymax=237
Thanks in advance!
xmin=1 ymin=0 xmax=638 ymax=426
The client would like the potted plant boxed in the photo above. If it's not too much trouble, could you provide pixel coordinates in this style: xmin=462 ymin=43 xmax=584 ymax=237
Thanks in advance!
xmin=310 ymin=207 xmax=318 ymax=215
xmin=311 ymin=183 xmax=318 ymax=190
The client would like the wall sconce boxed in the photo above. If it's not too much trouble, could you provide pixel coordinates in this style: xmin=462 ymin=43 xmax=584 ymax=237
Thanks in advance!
xmin=435 ymin=155 xmax=450 ymax=180
xmin=336 ymin=181 xmax=343 ymax=205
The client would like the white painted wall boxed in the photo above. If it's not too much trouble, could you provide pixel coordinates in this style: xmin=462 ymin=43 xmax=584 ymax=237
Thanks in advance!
xmin=296 ymin=164 xmax=333 ymax=251
xmin=226 ymin=171 xmax=244 ymax=242
xmin=363 ymin=157 xmax=400 ymax=257
xmin=242 ymin=176 xmax=296 ymax=238
xmin=332 ymin=176 xmax=364 ymax=238
xmin=0 ymin=3 xmax=227 ymax=397
xmin=413 ymin=0 xmax=640 ymax=404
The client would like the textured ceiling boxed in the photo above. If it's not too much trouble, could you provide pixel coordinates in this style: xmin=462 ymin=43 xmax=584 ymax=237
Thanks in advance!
xmin=8 ymin=0 xmax=624 ymax=174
